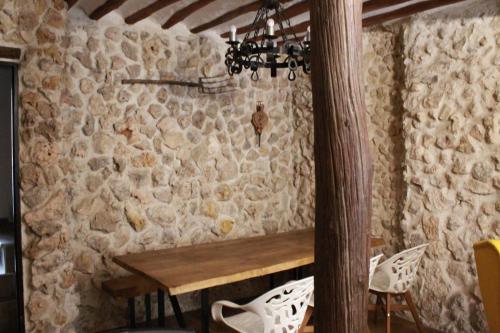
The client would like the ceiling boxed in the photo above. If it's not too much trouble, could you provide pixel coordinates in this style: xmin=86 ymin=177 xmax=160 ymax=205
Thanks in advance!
xmin=66 ymin=0 xmax=471 ymax=39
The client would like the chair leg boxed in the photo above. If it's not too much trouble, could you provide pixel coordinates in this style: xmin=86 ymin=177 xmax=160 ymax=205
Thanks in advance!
xmin=299 ymin=306 xmax=313 ymax=333
xmin=127 ymin=297 xmax=136 ymax=328
xmin=373 ymin=295 xmax=382 ymax=323
xmin=145 ymin=294 xmax=152 ymax=326
xmin=385 ymin=293 xmax=391 ymax=333
xmin=169 ymin=294 xmax=186 ymax=328
xmin=404 ymin=291 xmax=425 ymax=333
xmin=158 ymin=289 xmax=165 ymax=327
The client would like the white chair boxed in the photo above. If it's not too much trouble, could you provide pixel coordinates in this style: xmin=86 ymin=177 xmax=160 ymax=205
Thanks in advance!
xmin=211 ymin=276 xmax=314 ymax=333
xmin=369 ymin=253 xmax=384 ymax=287
xmin=370 ymin=244 xmax=428 ymax=333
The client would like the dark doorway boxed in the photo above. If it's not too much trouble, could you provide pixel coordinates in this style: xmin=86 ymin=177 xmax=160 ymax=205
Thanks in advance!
xmin=0 ymin=62 xmax=24 ymax=332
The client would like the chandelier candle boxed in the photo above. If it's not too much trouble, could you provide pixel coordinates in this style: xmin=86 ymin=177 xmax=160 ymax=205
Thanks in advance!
xmin=224 ymin=0 xmax=311 ymax=81
xmin=266 ymin=19 xmax=275 ymax=37
xmin=229 ymin=25 xmax=237 ymax=42
xmin=305 ymin=26 xmax=311 ymax=43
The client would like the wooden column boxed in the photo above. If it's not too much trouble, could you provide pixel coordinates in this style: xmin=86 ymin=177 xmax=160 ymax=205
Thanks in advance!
xmin=310 ymin=0 xmax=372 ymax=332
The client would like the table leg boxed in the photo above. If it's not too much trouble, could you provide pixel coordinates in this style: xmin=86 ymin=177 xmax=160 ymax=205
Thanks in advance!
xmin=158 ymin=289 xmax=165 ymax=327
xmin=128 ymin=298 xmax=136 ymax=328
xmin=201 ymin=289 xmax=209 ymax=333
xmin=168 ymin=294 xmax=186 ymax=328
xmin=145 ymin=294 xmax=152 ymax=326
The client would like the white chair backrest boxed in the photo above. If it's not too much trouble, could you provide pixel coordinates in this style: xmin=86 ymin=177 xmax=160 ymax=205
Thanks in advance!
xmin=376 ymin=244 xmax=428 ymax=293
xmin=369 ymin=254 xmax=384 ymax=286
xmin=248 ymin=276 xmax=314 ymax=333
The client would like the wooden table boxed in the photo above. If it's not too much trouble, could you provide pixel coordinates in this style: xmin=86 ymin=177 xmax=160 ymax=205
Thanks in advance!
xmin=114 ymin=228 xmax=384 ymax=333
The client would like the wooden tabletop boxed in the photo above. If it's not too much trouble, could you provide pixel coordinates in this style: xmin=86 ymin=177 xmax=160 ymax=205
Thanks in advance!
xmin=114 ymin=228 xmax=384 ymax=296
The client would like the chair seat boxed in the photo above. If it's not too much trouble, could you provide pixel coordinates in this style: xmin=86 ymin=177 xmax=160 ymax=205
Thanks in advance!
xmin=369 ymin=270 xmax=390 ymax=293
xmin=223 ymin=311 xmax=264 ymax=333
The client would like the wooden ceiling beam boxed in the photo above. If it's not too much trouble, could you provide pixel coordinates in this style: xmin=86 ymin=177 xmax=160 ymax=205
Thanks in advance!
xmin=66 ymin=0 xmax=78 ymax=9
xmin=363 ymin=0 xmax=466 ymax=27
xmin=190 ymin=0 xmax=294 ymax=34
xmin=191 ymin=1 xmax=261 ymax=34
xmin=221 ymin=0 xmax=310 ymax=38
xmin=162 ymin=0 xmax=218 ymax=29
xmin=223 ymin=0 xmax=466 ymax=38
xmin=90 ymin=0 xmax=128 ymax=20
xmin=362 ymin=0 xmax=412 ymax=13
xmin=125 ymin=0 xmax=183 ymax=25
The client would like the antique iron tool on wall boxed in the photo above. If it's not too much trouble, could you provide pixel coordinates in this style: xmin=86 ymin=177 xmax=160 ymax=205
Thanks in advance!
xmin=251 ymin=101 xmax=269 ymax=147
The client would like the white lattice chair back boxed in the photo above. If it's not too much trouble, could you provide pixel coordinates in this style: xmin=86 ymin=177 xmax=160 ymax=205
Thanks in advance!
xmin=369 ymin=254 xmax=384 ymax=287
xmin=370 ymin=244 xmax=428 ymax=294
xmin=212 ymin=276 xmax=314 ymax=333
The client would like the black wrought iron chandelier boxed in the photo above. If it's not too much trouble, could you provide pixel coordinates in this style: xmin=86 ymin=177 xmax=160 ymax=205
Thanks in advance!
xmin=225 ymin=0 xmax=311 ymax=81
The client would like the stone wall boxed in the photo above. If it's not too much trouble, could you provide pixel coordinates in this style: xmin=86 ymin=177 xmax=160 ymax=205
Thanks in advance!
xmin=363 ymin=28 xmax=406 ymax=251
xmin=0 ymin=1 xmax=315 ymax=332
xmin=0 ymin=0 xmax=498 ymax=332
xmin=400 ymin=1 xmax=499 ymax=332
xmin=0 ymin=0 xmax=402 ymax=331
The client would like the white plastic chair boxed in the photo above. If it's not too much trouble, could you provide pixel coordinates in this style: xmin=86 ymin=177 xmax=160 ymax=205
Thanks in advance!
xmin=211 ymin=276 xmax=314 ymax=333
xmin=370 ymin=244 xmax=427 ymax=294
xmin=369 ymin=253 xmax=384 ymax=288
xmin=370 ymin=244 xmax=428 ymax=333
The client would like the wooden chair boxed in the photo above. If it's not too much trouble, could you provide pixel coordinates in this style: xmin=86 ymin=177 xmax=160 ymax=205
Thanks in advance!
xmin=369 ymin=244 xmax=428 ymax=333
xmin=211 ymin=277 xmax=314 ymax=333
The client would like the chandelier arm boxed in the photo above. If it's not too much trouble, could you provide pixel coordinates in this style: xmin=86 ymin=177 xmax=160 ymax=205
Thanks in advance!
xmin=239 ymin=59 xmax=303 ymax=69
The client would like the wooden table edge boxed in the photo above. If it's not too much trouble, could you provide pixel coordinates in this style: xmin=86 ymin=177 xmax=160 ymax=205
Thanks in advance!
xmin=168 ymin=256 xmax=314 ymax=295
xmin=112 ymin=256 xmax=165 ymax=291
xmin=113 ymin=255 xmax=315 ymax=296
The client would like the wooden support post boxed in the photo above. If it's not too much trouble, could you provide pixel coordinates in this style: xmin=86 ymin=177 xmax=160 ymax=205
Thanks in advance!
xmin=310 ymin=0 xmax=373 ymax=332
